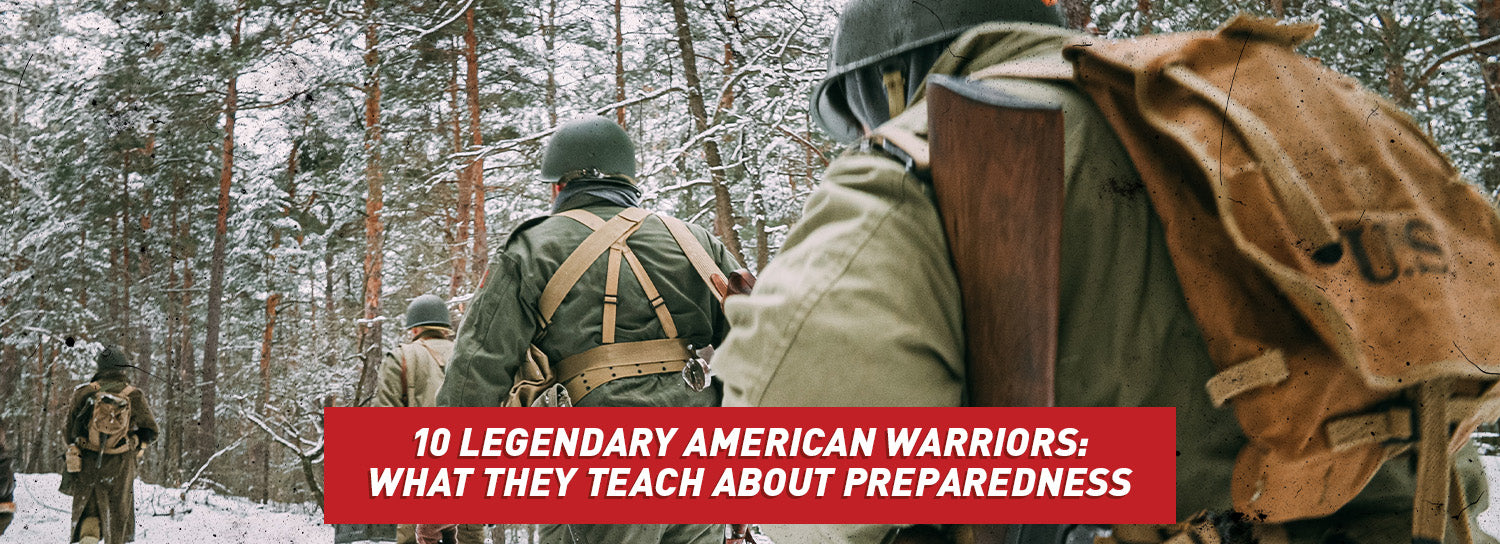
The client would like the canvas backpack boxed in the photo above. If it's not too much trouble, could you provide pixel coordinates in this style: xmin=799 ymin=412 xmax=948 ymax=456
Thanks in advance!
xmin=83 ymin=383 xmax=137 ymax=455
xmin=879 ymin=15 xmax=1500 ymax=543
xmin=505 ymin=207 xmax=726 ymax=407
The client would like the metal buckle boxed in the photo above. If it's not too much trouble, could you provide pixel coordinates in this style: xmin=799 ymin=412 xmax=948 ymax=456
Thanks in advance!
xmin=682 ymin=345 xmax=710 ymax=392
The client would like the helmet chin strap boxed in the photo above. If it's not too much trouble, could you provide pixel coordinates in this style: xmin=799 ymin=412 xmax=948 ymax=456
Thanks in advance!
xmin=882 ymin=69 xmax=907 ymax=119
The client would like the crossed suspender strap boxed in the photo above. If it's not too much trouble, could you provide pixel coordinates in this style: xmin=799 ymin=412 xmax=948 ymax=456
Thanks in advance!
xmin=535 ymin=207 xmax=723 ymax=402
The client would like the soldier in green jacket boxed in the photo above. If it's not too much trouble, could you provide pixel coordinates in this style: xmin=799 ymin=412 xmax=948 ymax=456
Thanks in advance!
xmin=437 ymin=116 xmax=738 ymax=544
xmin=375 ymin=295 xmax=484 ymax=544
xmin=63 ymin=345 xmax=158 ymax=544
xmin=710 ymin=1 xmax=1494 ymax=543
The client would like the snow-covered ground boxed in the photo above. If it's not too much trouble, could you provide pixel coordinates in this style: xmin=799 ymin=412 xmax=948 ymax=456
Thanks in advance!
xmin=6 ymin=473 xmax=331 ymax=543
xmin=7 ymin=462 xmax=1500 ymax=542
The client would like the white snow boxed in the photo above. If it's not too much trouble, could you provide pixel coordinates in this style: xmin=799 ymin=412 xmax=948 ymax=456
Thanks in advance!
xmin=5 ymin=473 xmax=331 ymax=543
xmin=6 ymin=462 xmax=1500 ymax=541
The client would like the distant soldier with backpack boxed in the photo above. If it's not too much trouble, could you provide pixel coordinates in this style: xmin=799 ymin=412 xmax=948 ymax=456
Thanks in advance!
xmin=373 ymin=294 xmax=484 ymax=544
xmin=0 ymin=418 xmax=14 ymax=536
xmin=63 ymin=345 xmax=158 ymax=544
xmin=713 ymin=1 xmax=1500 ymax=543
xmin=438 ymin=116 xmax=741 ymax=544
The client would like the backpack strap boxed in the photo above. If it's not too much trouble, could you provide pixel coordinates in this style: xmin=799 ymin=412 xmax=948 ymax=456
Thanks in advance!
xmin=539 ymin=207 xmax=652 ymax=328
xmin=657 ymin=215 xmax=726 ymax=304
xmin=397 ymin=344 xmax=415 ymax=407
xmin=82 ymin=382 xmax=101 ymax=451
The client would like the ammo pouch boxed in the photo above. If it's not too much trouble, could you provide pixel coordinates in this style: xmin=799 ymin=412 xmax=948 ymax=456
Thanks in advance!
xmin=505 ymin=345 xmax=569 ymax=407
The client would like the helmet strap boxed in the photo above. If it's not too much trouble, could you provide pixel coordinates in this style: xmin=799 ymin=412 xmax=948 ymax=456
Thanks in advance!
xmin=882 ymin=69 xmax=908 ymax=119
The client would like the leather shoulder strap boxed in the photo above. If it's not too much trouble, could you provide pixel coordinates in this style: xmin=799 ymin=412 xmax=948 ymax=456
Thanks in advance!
xmin=398 ymin=345 xmax=413 ymax=407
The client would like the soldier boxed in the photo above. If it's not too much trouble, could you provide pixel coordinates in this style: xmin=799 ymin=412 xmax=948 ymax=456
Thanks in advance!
xmin=710 ymin=1 xmax=1495 ymax=543
xmin=438 ymin=116 xmax=739 ymax=544
xmin=0 ymin=419 xmax=13 ymax=536
xmin=62 ymin=345 xmax=158 ymax=544
xmin=374 ymin=294 xmax=485 ymax=544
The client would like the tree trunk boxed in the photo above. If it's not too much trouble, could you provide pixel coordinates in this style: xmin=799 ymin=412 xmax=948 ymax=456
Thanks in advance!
xmin=545 ymin=0 xmax=558 ymax=127
xmin=1376 ymin=10 xmax=1414 ymax=107
xmin=1136 ymin=0 xmax=1151 ymax=34
xmin=464 ymin=6 xmax=487 ymax=284
xmin=200 ymin=10 xmax=242 ymax=462
xmin=25 ymin=344 xmax=50 ymax=473
xmin=254 ymin=292 xmax=281 ymax=503
xmin=356 ymin=0 xmax=385 ymax=406
xmin=167 ymin=171 xmax=190 ymax=485
xmin=1061 ymin=0 xmax=1092 ymax=32
xmin=614 ymin=0 xmax=626 ymax=127
xmin=665 ymin=0 xmax=746 ymax=263
xmin=1480 ymin=0 xmax=1500 ymax=190
xmin=449 ymin=51 xmax=470 ymax=298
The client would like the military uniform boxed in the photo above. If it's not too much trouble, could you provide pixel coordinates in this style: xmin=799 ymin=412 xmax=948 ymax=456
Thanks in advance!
xmin=375 ymin=296 xmax=485 ymax=544
xmin=0 ymin=418 xmax=14 ymax=536
xmin=712 ymin=22 xmax=1495 ymax=544
xmin=439 ymin=198 xmax=739 ymax=409
xmin=375 ymin=336 xmax=456 ymax=408
xmin=438 ymin=117 xmax=738 ymax=543
xmin=63 ymin=347 xmax=158 ymax=544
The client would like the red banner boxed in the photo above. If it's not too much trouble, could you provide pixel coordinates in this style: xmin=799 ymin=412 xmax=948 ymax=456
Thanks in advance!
xmin=323 ymin=407 xmax=1174 ymax=524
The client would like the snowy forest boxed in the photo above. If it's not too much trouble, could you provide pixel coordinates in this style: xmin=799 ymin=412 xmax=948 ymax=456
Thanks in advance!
xmin=0 ymin=0 xmax=1497 ymax=520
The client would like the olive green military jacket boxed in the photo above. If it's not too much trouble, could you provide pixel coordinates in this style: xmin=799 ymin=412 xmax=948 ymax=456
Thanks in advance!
xmin=375 ymin=337 xmax=455 ymax=407
xmin=712 ymin=22 xmax=1493 ymax=544
xmin=437 ymin=196 xmax=741 ymax=408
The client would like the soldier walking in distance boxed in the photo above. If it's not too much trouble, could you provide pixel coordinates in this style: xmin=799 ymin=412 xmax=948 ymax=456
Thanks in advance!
xmin=62 ymin=345 xmax=158 ymax=544
xmin=0 ymin=418 xmax=14 ymax=536
xmin=438 ymin=116 xmax=740 ymax=544
xmin=374 ymin=295 xmax=483 ymax=544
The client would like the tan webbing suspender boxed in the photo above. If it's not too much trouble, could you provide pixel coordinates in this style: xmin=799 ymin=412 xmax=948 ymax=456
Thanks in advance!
xmin=538 ymin=208 xmax=649 ymax=327
xmin=657 ymin=215 xmax=726 ymax=304
xmin=540 ymin=207 xmax=713 ymax=402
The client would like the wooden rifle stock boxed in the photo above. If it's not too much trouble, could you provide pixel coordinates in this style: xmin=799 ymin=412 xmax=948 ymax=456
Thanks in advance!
xmin=926 ymin=74 xmax=1065 ymax=544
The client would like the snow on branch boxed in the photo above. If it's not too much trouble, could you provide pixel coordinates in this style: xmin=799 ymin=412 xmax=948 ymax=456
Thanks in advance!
xmin=1415 ymin=34 xmax=1500 ymax=93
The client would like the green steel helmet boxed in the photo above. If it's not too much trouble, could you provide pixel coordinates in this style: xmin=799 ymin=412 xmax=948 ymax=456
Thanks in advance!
xmin=404 ymin=295 xmax=452 ymax=330
xmin=539 ymin=117 xmax=637 ymax=184
xmin=811 ymin=0 xmax=1065 ymax=141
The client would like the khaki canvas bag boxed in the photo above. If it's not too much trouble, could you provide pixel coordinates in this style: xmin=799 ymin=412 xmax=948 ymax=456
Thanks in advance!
xmin=83 ymin=383 xmax=137 ymax=455
xmin=967 ymin=15 xmax=1500 ymax=541
xmin=503 ymin=207 xmax=725 ymax=407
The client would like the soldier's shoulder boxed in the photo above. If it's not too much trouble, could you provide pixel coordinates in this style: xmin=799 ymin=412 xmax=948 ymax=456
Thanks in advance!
xmin=504 ymin=214 xmax=551 ymax=245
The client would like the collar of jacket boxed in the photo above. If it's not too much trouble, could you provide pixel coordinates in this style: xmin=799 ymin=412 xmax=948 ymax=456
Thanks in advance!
xmin=552 ymin=179 xmax=643 ymax=214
